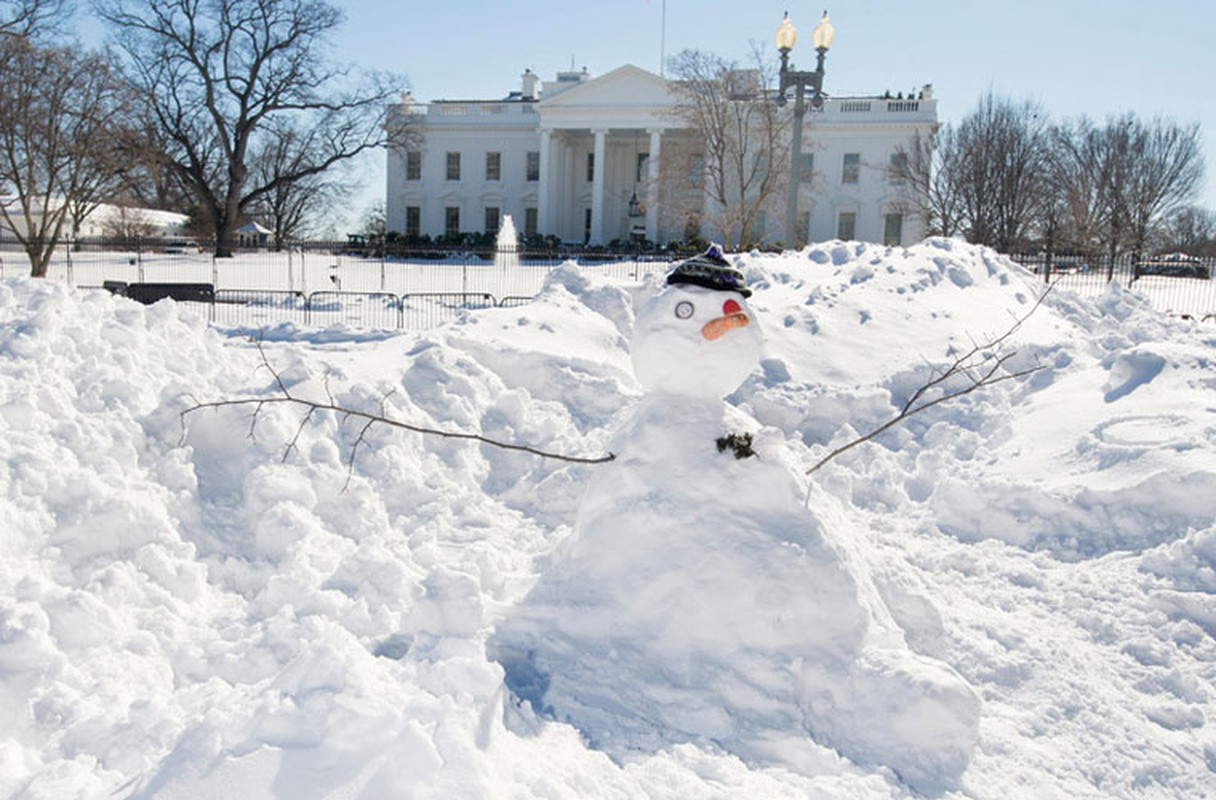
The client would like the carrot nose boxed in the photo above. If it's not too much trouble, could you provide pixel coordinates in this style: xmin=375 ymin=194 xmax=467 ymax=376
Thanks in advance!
xmin=701 ymin=312 xmax=750 ymax=341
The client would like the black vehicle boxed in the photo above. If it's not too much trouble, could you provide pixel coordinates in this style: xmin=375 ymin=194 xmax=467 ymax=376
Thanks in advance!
xmin=1137 ymin=253 xmax=1210 ymax=279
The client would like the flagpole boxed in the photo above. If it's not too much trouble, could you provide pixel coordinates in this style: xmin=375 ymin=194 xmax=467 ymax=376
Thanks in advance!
xmin=660 ymin=0 xmax=666 ymax=77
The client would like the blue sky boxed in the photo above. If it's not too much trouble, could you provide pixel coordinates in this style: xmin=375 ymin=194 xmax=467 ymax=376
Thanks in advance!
xmin=331 ymin=0 xmax=1216 ymax=215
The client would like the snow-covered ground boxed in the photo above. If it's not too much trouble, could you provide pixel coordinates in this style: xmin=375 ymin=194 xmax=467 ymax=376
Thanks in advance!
xmin=1 ymin=239 xmax=1213 ymax=798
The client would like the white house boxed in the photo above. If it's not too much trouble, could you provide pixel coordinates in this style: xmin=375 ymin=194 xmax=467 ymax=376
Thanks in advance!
xmin=386 ymin=65 xmax=937 ymax=248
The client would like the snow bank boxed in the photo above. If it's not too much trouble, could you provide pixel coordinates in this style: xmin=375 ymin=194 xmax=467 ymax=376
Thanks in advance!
xmin=1 ymin=237 xmax=1214 ymax=798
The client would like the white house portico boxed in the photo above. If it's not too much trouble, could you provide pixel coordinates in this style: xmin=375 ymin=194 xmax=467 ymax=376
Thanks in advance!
xmin=533 ymin=65 xmax=678 ymax=245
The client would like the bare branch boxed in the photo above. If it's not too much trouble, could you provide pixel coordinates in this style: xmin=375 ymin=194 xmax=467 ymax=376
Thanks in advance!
xmin=344 ymin=417 xmax=378 ymax=491
xmin=806 ymin=285 xmax=1053 ymax=477
xmin=179 ymin=343 xmax=615 ymax=485
xmin=181 ymin=394 xmax=616 ymax=468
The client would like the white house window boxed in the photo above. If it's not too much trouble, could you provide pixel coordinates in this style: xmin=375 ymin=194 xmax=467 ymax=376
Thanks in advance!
xmin=688 ymin=154 xmax=705 ymax=187
xmin=526 ymin=151 xmax=539 ymax=181
xmin=446 ymin=152 xmax=461 ymax=181
xmin=405 ymin=206 xmax=420 ymax=237
xmin=485 ymin=206 xmax=500 ymax=234
xmin=884 ymin=212 xmax=903 ymax=245
xmin=406 ymin=151 xmax=421 ymax=181
xmin=586 ymin=153 xmax=595 ymax=182
xmin=524 ymin=207 xmax=538 ymax=236
xmin=888 ymin=151 xmax=908 ymax=184
xmin=842 ymin=153 xmax=860 ymax=184
xmin=637 ymin=153 xmax=649 ymax=183
xmin=445 ymin=206 xmax=460 ymax=236
xmin=837 ymin=211 xmax=856 ymax=240
xmin=485 ymin=152 xmax=501 ymax=181
xmin=800 ymin=152 xmax=815 ymax=182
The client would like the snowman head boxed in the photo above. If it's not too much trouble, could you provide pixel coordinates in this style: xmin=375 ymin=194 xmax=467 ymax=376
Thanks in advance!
xmin=631 ymin=245 xmax=763 ymax=399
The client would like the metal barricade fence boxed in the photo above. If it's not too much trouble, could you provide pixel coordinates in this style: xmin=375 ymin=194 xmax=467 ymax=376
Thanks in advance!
xmin=402 ymin=293 xmax=497 ymax=329
xmin=213 ymin=289 xmax=308 ymax=327
xmin=308 ymin=291 xmax=403 ymax=329
xmin=206 ymin=289 xmax=508 ymax=330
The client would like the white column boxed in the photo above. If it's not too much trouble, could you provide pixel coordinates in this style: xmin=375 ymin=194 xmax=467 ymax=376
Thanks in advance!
xmin=538 ymin=128 xmax=553 ymax=236
xmin=590 ymin=128 xmax=607 ymax=245
xmin=646 ymin=128 xmax=663 ymax=244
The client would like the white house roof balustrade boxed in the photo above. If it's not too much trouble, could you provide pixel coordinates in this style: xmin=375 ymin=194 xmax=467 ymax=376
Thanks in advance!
xmin=386 ymin=65 xmax=937 ymax=248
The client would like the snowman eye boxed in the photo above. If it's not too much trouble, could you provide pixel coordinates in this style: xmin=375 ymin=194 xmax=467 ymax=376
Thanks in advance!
xmin=674 ymin=301 xmax=694 ymax=319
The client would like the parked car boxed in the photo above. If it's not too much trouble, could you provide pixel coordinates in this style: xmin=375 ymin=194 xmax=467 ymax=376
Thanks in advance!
xmin=1137 ymin=253 xmax=1210 ymax=279
xmin=162 ymin=238 xmax=202 ymax=254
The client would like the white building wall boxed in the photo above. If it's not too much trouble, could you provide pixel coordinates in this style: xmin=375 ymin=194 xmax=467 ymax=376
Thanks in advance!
xmin=388 ymin=100 xmax=541 ymax=240
xmin=801 ymin=97 xmax=935 ymax=246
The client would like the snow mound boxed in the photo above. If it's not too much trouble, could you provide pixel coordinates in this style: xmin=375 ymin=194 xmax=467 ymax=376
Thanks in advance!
xmin=2 ymin=235 xmax=1215 ymax=798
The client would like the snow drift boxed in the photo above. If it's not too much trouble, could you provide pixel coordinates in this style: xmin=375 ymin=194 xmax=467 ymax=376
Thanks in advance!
xmin=1 ymin=239 xmax=1214 ymax=799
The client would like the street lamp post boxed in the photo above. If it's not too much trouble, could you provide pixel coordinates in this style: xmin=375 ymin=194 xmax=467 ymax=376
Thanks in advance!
xmin=776 ymin=10 xmax=834 ymax=250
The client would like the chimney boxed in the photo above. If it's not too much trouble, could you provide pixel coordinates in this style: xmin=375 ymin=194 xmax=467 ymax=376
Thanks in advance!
xmin=521 ymin=69 xmax=540 ymax=100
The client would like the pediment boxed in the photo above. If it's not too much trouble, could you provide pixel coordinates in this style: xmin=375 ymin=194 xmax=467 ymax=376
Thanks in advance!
xmin=540 ymin=64 xmax=675 ymax=112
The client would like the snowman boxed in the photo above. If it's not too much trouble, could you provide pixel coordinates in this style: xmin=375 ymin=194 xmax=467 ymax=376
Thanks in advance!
xmin=493 ymin=246 xmax=980 ymax=792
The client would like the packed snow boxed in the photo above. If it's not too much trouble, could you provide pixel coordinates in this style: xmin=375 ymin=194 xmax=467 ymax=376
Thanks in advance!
xmin=1 ymin=238 xmax=1214 ymax=799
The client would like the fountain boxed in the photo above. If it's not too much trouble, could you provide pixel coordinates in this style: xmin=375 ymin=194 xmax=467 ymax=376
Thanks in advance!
xmin=495 ymin=214 xmax=520 ymax=270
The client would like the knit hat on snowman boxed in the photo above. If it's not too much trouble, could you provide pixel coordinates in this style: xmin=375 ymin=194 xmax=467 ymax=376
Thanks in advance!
xmin=665 ymin=243 xmax=751 ymax=298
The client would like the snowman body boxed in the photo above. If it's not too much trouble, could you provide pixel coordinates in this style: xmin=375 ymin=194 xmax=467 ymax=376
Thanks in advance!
xmin=494 ymin=255 xmax=979 ymax=791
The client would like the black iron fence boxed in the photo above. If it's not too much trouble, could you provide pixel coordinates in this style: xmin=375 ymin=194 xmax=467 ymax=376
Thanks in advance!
xmin=6 ymin=237 xmax=1214 ymax=326
xmin=1009 ymin=253 xmax=1216 ymax=321
xmin=2 ymin=237 xmax=673 ymax=299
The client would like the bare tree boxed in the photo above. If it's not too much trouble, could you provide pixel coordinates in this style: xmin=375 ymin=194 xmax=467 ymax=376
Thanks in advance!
xmin=1122 ymin=118 xmax=1204 ymax=262
xmin=0 ymin=0 xmax=71 ymax=38
xmin=889 ymin=126 xmax=966 ymax=238
xmin=665 ymin=46 xmax=789 ymax=249
xmin=1049 ymin=118 xmax=1111 ymax=260
xmin=360 ymin=200 xmax=387 ymax=238
xmin=953 ymin=92 xmax=1050 ymax=251
xmin=107 ymin=120 xmax=196 ymax=214
xmin=0 ymin=37 xmax=133 ymax=276
xmin=99 ymin=204 xmax=159 ymax=239
xmin=1159 ymin=205 xmax=1216 ymax=256
xmin=94 ymin=0 xmax=408 ymax=258
xmin=1053 ymin=114 xmax=1204 ymax=268
xmin=246 ymin=119 xmax=354 ymax=246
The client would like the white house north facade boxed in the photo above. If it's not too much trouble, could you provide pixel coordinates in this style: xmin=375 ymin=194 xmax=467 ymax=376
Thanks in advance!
xmin=386 ymin=65 xmax=937 ymax=249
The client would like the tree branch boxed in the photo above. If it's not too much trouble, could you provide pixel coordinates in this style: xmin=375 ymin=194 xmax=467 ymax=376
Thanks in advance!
xmin=179 ymin=342 xmax=615 ymax=489
xmin=805 ymin=285 xmax=1054 ymax=476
